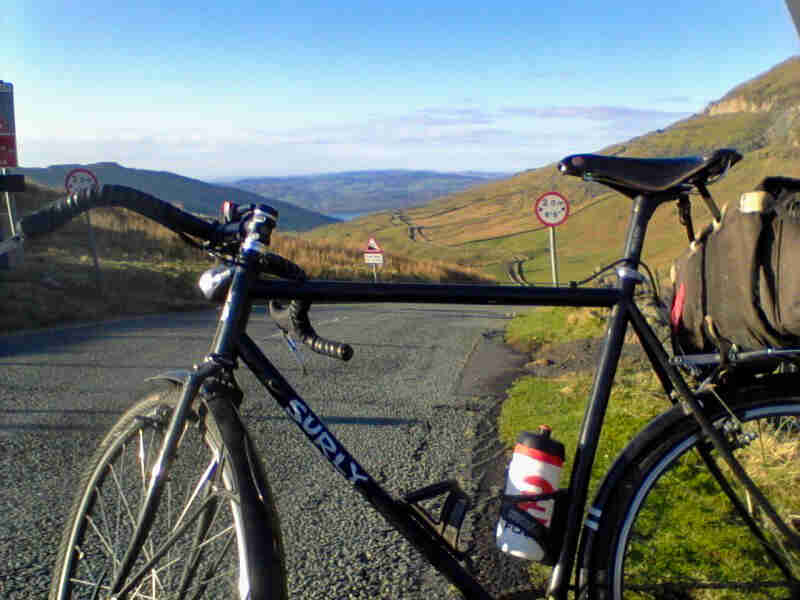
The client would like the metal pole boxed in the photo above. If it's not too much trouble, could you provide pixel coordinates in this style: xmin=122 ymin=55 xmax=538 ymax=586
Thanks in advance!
xmin=549 ymin=226 xmax=559 ymax=286
xmin=1 ymin=167 xmax=22 ymax=267
xmin=85 ymin=209 xmax=102 ymax=290
xmin=2 ymin=168 xmax=15 ymax=236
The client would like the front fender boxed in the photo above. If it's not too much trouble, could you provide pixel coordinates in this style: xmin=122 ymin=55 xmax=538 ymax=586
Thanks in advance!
xmin=145 ymin=369 xmax=191 ymax=387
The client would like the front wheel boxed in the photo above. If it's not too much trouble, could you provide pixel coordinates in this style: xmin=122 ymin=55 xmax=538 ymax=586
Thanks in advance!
xmin=589 ymin=392 xmax=800 ymax=599
xmin=50 ymin=384 xmax=287 ymax=599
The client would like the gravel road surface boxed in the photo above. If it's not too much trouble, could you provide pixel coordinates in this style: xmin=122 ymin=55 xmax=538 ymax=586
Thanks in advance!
xmin=0 ymin=303 xmax=529 ymax=599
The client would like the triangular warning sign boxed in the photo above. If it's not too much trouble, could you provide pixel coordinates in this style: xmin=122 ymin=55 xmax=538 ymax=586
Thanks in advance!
xmin=366 ymin=237 xmax=382 ymax=252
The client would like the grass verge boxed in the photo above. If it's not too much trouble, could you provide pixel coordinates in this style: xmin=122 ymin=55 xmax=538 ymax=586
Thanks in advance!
xmin=498 ymin=362 xmax=664 ymax=590
xmin=498 ymin=306 xmax=799 ymax=595
xmin=504 ymin=306 xmax=608 ymax=353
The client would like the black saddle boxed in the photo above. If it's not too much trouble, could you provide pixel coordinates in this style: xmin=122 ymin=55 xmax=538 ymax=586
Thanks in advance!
xmin=558 ymin=148 xmax=742 ymax=196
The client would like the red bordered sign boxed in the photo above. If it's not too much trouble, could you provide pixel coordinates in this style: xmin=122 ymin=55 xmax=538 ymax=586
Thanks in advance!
xmin=364 ymin=237 xmax=384 ymax=265
xmin=0 ymin=81 xmax=17 ymax=167
xmin=534 ymin=192 xmax=570 ymax=227
xmin=65 ymin=168 xmax=99 ymax=194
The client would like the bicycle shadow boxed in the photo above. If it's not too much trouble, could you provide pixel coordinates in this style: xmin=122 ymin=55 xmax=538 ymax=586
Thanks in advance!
xmin=0 ymin=408 xmax=125 ymax=432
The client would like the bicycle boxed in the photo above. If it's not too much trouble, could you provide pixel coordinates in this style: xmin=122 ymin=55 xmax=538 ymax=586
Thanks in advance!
xmin=9 ymin=147 xmax=800 ymax=599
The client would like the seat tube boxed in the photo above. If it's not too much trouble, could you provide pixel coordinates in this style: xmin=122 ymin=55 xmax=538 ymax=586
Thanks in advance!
xmin=548 ymin=194 xmax=658 ymax=599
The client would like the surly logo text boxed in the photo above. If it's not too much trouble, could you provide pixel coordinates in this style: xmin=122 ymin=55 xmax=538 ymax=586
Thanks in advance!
xmin=286 ymin=398 xmax=369 ymax=485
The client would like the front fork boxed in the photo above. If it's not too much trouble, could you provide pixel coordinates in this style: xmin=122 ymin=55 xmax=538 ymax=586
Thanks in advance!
xmin=108 ymin=359 xmax=224 ymax=597
xmin=110 ymin=262 xmax=257 ymax=597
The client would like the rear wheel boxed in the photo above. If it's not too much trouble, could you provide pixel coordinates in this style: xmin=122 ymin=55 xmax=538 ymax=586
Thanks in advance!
xmin=50 ymin=384 xmax=287 ymax=599
xmin=590 ymin=394 xmax=800 ymax=599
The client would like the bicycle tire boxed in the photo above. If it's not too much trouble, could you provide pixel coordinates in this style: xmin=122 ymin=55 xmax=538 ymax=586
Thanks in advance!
xmin=585 ymin=384 xmax=800 ymax=599
xmin=50 ymin=383 xmax=287 ymax=599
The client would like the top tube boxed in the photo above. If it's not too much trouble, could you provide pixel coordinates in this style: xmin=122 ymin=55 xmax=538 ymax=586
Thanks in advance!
xmin=250 ymin=279 xmax=622 ymax=307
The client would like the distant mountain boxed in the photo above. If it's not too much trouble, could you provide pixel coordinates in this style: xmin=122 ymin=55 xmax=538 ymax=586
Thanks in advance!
xmin=14 ymin=162 xmax=338 ymax=232
xmin=228 ymin=170 xmax=512 ymax=216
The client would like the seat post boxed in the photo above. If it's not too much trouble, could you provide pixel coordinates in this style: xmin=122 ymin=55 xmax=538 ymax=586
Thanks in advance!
xmin=621 ymin=193 xmax=660 ymax=275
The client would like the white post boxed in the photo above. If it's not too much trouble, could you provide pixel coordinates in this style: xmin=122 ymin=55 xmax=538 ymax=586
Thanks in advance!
xmin=549 ymin=226 xmax=558 ymax=286
xmin=1 ymin=167 xmax=22 ymax=267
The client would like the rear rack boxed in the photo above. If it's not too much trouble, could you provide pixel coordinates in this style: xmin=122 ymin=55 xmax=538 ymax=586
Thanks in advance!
xmin=672 ymin=347 xmax=800 ymax=370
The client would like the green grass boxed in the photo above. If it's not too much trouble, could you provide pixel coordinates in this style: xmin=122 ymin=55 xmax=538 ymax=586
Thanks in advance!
xmin=499 ymin=367 xmax=664 ymax=490
xmin=499 ymin=305 xmax=800 ymax=596
xmin=504 ymin=306 xmax=608 ymax=353
xmin=498 ymin=365 xmax=665 ymax=591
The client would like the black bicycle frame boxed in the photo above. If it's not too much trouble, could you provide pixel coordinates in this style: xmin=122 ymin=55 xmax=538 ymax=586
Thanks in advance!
xmin=232 ymin=193 xmax=666 ymax=600
xmin=111 ymin=190 xmax=791 ymax=599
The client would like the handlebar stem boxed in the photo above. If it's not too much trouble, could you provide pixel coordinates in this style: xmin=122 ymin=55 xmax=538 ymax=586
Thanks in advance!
xmin=207 ymin=206 xmax=278 ymax=362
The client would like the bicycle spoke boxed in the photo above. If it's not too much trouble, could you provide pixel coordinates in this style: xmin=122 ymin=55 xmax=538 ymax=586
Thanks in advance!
xmin=54 ymin=396 xmax=252 ymax=599
xmin=174 ymin=458 xmax=218 ymax=533
xmin=108 ymin=459 xmax=139 ymax=534
xmin=113 ymin=490 xmax=232 ymax=598
xmin=614 ymin=406 xmax=800 ymax=599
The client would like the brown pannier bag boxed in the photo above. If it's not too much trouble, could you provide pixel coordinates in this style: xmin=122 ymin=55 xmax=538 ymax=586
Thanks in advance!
xmin=670 ymin=177 xmax=800 ymax=354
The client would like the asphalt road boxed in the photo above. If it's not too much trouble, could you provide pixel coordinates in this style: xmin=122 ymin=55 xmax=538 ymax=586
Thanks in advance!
xmin=0 ymin=303 xmax=528 ymax=599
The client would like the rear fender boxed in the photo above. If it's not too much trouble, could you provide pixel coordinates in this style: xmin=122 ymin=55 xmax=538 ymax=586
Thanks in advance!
xmin=577 ymin=404 xmax=685 ymax=593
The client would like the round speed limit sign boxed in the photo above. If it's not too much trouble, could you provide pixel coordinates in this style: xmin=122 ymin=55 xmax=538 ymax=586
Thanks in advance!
xmin=65 ymin=168 xmax=99 ymax=195
xmin=534 ymin=192 xmax=569 ymax=227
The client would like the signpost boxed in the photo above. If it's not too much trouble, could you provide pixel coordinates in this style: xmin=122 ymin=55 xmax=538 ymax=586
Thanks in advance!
xmin=364 ymin=237 xmax=384 ymax=282
xmin=0 ymin=81 xmax=20 ymax=268
xmin=65 ymin=168 xmax=102 ymax=288
xmin=0 ymin=81 xmax=18 ymax=168
xmin=534 ymin=192 xmax=570 ymax=286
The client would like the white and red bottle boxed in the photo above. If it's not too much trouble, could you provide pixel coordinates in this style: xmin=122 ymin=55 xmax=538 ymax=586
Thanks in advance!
xmin=496 ymin=425 xmax=565 ymax=561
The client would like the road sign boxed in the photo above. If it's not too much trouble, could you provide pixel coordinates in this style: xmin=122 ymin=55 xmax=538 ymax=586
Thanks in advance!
xmin=534 ymin=192 xmax=569 ymax=227
xmin=534 ymin=192 xmax=569 ymax=286
xmin=65 ymin=168 xmax=99 ymax=194
xmin=0 ymin=81 xmax=17 ymax=168
xmin=64 ymin=168 xmax=102 ymax=287
xmin=364 ymin=238 xmax=384 ymax=282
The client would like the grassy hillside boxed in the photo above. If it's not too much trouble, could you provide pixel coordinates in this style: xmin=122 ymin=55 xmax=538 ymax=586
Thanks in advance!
xmin=231 ymin=170 xmax=511 ymax=216
xmin=0 ymin=182 xmax=492 ymax=332
xmin=14 ymin=162 xmax=338 ymax=231
xmin=303 ymin=56 xmax=800 ymax=284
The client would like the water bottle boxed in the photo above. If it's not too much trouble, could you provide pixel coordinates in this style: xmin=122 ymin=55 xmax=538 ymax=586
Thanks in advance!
xmin=496 ymin=425 xmax=565 ymax=562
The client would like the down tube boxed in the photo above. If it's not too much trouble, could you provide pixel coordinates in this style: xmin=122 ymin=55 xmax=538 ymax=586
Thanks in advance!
xmin=236 ymin=333 xmax=494 ymax=599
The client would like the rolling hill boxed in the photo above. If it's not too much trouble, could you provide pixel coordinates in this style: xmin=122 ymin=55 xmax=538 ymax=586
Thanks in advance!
xmin=303 ymin=56 xmax=800 ymax=283
xmin=228 ymin=170 xmax=511 ymax=216
xmin=14 ymin=162 xmax=338 ymax=232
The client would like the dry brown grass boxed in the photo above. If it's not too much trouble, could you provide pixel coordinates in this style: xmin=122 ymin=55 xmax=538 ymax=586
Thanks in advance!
xmin=270 ymin=234 xmax=492 ymax=282
xmin=1 ymin=182 xmax=492 ymax=332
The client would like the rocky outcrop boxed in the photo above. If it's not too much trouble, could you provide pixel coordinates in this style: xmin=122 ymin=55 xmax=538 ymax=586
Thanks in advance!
xmin=705 ymin=97 xmax=776 ymax=115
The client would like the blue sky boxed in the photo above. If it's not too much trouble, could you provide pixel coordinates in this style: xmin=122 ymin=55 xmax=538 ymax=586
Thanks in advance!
xmin=3 ymin=1 xmax=798 ymax=178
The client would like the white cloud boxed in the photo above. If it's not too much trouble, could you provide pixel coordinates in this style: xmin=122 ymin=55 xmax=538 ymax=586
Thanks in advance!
xmin=500 ymin=105 xmax=690 ymax=122
xmin=17 ymin=103 xmax=691 ymax=177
